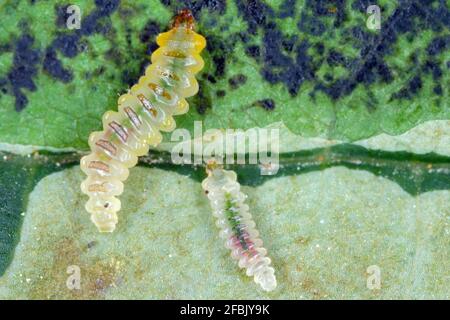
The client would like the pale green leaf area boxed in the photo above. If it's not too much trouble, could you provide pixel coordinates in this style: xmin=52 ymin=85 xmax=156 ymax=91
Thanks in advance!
xmin=159 ymin=119 xmax=450 ymax=156
xmin=0 ymin=166 xmax=448 ymax=299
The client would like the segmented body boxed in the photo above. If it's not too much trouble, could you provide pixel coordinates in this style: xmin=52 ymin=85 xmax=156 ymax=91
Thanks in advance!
xmin=80 ymin=12 xmax=206 ymax=232
xmin=202 ymin=167 xmax=277 ymax=291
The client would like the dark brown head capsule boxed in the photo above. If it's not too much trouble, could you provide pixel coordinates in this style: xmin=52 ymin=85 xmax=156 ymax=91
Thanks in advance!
xmin=171 ymin=9 xmax=195 ymax=30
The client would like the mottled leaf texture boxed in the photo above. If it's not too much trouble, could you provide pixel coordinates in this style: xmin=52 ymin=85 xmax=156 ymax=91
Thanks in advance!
xmin=0 ymin=0 xmax=449 ymax=149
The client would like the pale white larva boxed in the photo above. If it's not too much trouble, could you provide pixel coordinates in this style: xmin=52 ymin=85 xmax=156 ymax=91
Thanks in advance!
xmin=202 ymin=165 xmax=277 ymax=292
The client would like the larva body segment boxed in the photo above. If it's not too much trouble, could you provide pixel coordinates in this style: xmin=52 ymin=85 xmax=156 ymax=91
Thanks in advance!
xmin=202 ymin=167 xmax=277 ymax=292
xmin=80 ymin=10 xmax=206 ymax=232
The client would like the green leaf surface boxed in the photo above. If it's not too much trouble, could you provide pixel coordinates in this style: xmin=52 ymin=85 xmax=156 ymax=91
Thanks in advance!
xmin=0 ymin=0 xmax=449 ymax=150
xmin=0 ymin=165 xmax=448 ymax=299
xmin=1 ymin=144 xmax=449 ymax=278
xmin=0 ymin=151 xmax=77 ymax=274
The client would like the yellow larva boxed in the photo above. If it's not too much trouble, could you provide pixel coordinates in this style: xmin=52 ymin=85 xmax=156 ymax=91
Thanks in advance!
xmin=80 ymin=10 xmax=206 ymax=232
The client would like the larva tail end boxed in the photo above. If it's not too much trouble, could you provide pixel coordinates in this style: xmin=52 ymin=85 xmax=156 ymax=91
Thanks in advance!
xmin=172 ymin=9 xmax=195 ymax=30
xmin=92 ymin=217 xmax=117 ymax=233
xmin=89 ymin=209 xmax=118 ymax=233
xmin=255 ymin=269 xmax=277 ymax=292
xmin=97 ymin=225 xmax=116 ymax=233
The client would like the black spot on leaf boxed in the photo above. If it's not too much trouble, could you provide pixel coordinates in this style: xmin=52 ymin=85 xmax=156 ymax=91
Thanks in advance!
xmin=245 ymin=45 xmax=260 ymax=59
xmin=279 ymin=0 xmax=296 ymax=18
xmin=206 ymin=74 xmax=217 ymax=83
xmin=422 ymin=60 xmax=442 ymax=80
xmin=427 ymin=36 xmax=450 ymax=55
xmin=4 ymin=0 xmax=448 ymax=113
xmin=139 ymin=21 xmax=161 ymax=43
xmin=207 ymin=35 xmax=228 ymax=77
xmin=408 ymin=75 xmax=422 ymax=94
xmin=42 ymin=48 xmax=73 ymax=83
xmin=391 ymin=75 xmax=423 ymax=100
xmin=4 ymin=0 xmax=122 ymax=110
xmin=55 ymin=4 xmax=72 ymax=28
xmin=282 ymin=36 xmax=297 ymax=52
xmin=193 ymin=86 xmax=212 ymax=114
xmin=95 ymin=0 xmax=120 ymax=15
xmin=235 ymin=0 xmax=274 ymax=33
xmin=7 ymin=34 xmax=41 ymax=112
xmin=228 ymin=74 xmax=247 ymax=90
xmin=327 ymin=50 xmax=346 ymax=66
xmin=314 ymin=43 xmax=325 ymax=55
xmin=433 ymin=85 xmax=442 ymax=95
xmin=255 ymin=98 xmax=275 ymax=111
xmin=161 ymin=0 xmax=226 ymax=17
xmin=53 ymin=34 xmax=80 ymax=58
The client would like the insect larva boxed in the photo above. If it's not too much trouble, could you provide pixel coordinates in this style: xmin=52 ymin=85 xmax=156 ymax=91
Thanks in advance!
xmin=80 ymin=10 xmax=206 ymax=232
xmin=202 ymin=163 xmax=277 ymax=292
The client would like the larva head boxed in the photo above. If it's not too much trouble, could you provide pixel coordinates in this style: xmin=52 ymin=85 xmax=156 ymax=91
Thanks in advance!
xmin=156 ymin=9 xmax=206 ymax=54
xmin=172 ymin=9 xmax=195 ymax=30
